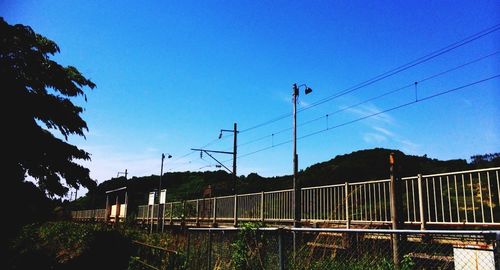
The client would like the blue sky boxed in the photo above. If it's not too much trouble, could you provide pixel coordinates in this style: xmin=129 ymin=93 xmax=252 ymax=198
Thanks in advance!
xmin=2 ymin=1 xmax=499 ymax=192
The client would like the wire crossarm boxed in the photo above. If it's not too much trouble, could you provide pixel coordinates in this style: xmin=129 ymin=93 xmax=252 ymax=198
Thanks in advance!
xmin=191 ymin=148 xmax=233 ymax=173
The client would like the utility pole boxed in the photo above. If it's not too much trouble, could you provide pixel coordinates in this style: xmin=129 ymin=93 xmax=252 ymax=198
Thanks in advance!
xmin=192 ymin=122 xmax=239 ymax=226
xmin=159 ymin=153 xmax=165 ymax=201
xmin=232 ymin=123 xmax=237 ymax=194
xmin=232 ymin=123 xmax=238 ymax=226
xmin=292 ymin=83 xmax=312 ymax=227
xmin=157 ymin=153 xmax=169 ymax=232
xmin=293 ymin=83 xmax=300 ymax=227
xmin=117 ymin=169 xmax=128 ymax=179
xmin=389 ymin=152 xmax=402 ymax=268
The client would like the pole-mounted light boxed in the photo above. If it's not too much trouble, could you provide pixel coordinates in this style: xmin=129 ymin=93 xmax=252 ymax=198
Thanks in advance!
xmin=292 ymin=83 xmax=313 ymax=228
xmin=157 ymin=153 xmax=172 ymax=232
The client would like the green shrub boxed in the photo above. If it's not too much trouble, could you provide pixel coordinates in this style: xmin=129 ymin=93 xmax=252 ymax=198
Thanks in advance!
xmin=9 ymin=222 xmax=132 ymax=270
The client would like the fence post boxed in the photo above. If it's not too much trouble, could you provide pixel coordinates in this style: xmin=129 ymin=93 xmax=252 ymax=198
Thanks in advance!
xmin=208 ymin=230 xmax=213 ymax=270
xmin=345 ymin=182 xmax=350 ymax=229
xmin=417 ymin=174 xmax=426 ymax=230
xmin=233 ymin=194 xmax=238 ymax=226
xmin=105 ymin=194 xmax=109 ymax=223
xmin=278 ymin=228 xmax=285 ymax=270
xmin=196 ymin=199 xmax=200 ymax=226
xmin=182 ymin=201 xmax=186 ymax=227
xmin=212 ymin=197 xmax=217 ymax=227
xmin=150 ymin=205 xmax=154 ymax=234
xmin=389 ymin=153 xmax=402 ymax=268
xmin=170 ymin=203 xmax=174 ymax=225
xmin=186 ymin=230 xmax=191 ymax=268
xmin=261 ymin=191 xmax=265 ymax=222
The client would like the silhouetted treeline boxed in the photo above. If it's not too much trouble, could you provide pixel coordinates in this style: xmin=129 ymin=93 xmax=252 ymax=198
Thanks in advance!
xmin=73 ymin=148 xmax=499 ymax=211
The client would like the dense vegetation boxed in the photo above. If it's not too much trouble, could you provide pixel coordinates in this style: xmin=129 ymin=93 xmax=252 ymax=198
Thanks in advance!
xmin=74 ymin=148 xmax=500 ymax=211
xmin=9 ymin=221 xmax=193 ymax=270
xmin=9 ymin=222 xmax=130 ymax=269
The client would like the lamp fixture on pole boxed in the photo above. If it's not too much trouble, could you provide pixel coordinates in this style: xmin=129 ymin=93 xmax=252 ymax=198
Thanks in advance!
xmin=157 ymin=153 xmax=172 ymax=232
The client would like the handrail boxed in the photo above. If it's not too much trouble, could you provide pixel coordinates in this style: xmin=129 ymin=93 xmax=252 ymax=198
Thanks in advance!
xmin=74 ymin=166 xmax=500 ymax=228
xmin=421 ymin=167 xmax=500 ymax=178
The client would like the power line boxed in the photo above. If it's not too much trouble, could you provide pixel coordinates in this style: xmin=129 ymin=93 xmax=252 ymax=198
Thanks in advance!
xmin=299 ymin=24 xmax=500 ymax=111
xmin=236 ymin=74 xmax=500 ymax=159
xmin=172 ymin=50 xmax=500 ymax=171
xmin=235 ymin=50 xmax=500 ymax=149
xmin=168 ymin=137 xmax=222 ymax=171
xmin=171 ymin=25 xmax=500 ymax=171
xmin=239 ymin=23 xmax=500 ymax=134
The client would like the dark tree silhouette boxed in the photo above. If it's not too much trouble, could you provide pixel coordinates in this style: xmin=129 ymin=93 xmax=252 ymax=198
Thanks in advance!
xmin=1 ymin=17 xmax=96 ymax=196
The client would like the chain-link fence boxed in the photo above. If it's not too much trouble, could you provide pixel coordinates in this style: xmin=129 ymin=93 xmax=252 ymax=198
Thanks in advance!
xmin=186 ymin=227 xmax=499 ymax=270
xmin=129 ymin=240 xmax=178 ymax=270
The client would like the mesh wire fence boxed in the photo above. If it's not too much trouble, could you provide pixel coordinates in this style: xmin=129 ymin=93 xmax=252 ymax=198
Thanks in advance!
xmin=129 ymin=240 xmax=178 ymax=270
xmin=187 ymin=229 xmax=280 ymax=270
xmin=186 ymin=228 xmax=499 ymax=270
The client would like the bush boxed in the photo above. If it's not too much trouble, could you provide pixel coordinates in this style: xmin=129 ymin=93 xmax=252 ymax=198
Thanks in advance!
xmin=9 ymin=222 xmax=132 ymax=270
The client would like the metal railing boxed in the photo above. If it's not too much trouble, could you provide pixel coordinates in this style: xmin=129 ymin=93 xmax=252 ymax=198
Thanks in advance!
xmin=71 ymin=208 xmax=106 ymax=221
xmin=72 ymin=167 xmax=500 ymax=228
xmin=137 ymin=167 xmax=500 ymax=228
xmin=390 ymin=167 xmax=500 ymax=227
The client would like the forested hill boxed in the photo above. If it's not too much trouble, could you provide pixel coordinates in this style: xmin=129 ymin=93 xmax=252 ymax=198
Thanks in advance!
xmin=74 ymin=148 xmax=499 ymax=210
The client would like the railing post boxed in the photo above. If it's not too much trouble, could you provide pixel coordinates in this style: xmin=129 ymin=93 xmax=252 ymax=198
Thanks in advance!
xmin=124 ymin=191 xmax=128 ymax=222
xmin=182 ymin=201 xmax=186 ymax=227
xmin=261 ymin=191 xmax=265 ymax=222
xmin=170 ymin=203 xmax=173 ymax=225
xmin=417 ymin=174 xmax=426 ymax=230
xmin=196 ymin=199 xmax=200 ymax=226
xmin=115 ymin=195 xmax=120 ymax=226
xmin=150 ymin=205 xmax=154 ymax=234
xmin=105 ymin=195 xmax=109 ymax=223
xmin=233 ymin=194 xmax=238 ymax=227
xmin=345 ymin=182 xmax=350 ymax=229
xmin=212 ymin=197 xmax=217 ymax=227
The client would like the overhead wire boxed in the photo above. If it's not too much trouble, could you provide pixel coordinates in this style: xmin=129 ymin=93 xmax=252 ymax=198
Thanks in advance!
xmin=235 ymin=50 xmax=500 ymax=149
xmin=168 ymin=137 xmax=222 ymax=171
xmin=169 ymin=24 xmax=500 ymax=172
xmin=239 ymin=23 xmax=500 ymax=134
xmin=236 ymin=74 xmax=500 ymax=159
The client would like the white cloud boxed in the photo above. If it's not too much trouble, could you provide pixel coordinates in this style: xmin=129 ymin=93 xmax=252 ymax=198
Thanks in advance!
xmin=372 ymin=126 xmax=394 ymax=137
xmin=363 ymin=133 xmax=387 ymax=143
xmin=347 ymin=103 xmax=394 ymax=124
